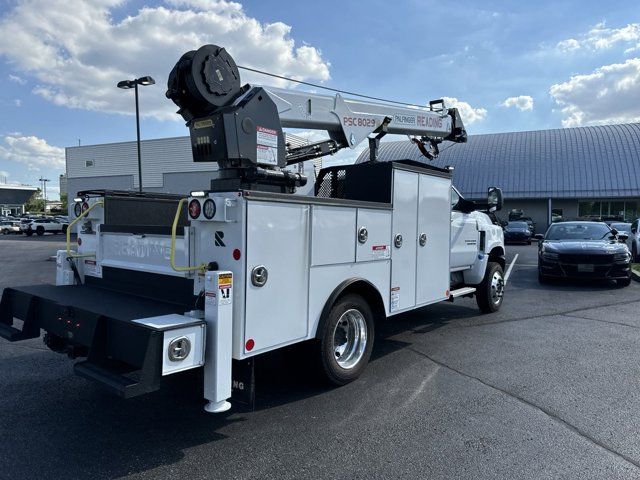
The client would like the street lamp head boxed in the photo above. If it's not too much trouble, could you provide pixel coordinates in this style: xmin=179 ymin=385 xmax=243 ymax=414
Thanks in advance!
xmin=137 ymin=76 xmax=155 ymax=86
xmin=117 ymin=79 xmax=135 ymax=89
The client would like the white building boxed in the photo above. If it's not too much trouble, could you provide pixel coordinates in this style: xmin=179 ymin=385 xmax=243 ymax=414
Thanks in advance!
xmin=65 ymin=134 xmax=314 ymax=216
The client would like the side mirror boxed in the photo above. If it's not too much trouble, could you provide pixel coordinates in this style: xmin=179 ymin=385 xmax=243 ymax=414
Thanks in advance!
xmin=611 ymin=228 xmax=619 ymax=236
xmin=534 ymin=234 xmax=544 ymax=241
xmin=618 ymin=233 xmax=628 ymax=242
xmin=487 ymin=187 xmax=503 ymax=212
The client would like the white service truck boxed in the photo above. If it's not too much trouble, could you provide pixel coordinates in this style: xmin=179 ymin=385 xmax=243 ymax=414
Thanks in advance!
xmin=0 ymin=44 xmax=505 ymax=412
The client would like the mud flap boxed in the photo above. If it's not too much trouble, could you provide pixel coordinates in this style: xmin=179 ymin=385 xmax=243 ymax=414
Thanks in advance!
xmin=232 ymin=358 xmax=255 ymax=411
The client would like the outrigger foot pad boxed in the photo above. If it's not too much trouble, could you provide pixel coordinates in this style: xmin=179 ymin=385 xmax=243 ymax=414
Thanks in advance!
xmin=204 ymin=400 xmax=232 ymax=413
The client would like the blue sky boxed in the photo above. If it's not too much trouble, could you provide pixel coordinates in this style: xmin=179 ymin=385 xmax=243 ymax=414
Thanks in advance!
xmin=1 ymin=0 xmax=639 ymax=198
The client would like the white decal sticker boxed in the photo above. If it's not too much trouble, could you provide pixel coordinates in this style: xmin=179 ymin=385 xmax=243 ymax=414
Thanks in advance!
xmin=390 ymin=287 xmax=400 ymax=312
xmin=256 ymin=126 xmax=278 ymax=165
xmin=372 ymin=244 xmax=390 ymax=259
xmin=205 ymin=291 xmax=217 ymax=306
xmin=83 ymin=259 xmax=102 ymax=278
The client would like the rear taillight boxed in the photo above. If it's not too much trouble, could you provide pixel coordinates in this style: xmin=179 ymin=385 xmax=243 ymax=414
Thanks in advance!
xmin=188 ymin=199 xmax=201 ymax=219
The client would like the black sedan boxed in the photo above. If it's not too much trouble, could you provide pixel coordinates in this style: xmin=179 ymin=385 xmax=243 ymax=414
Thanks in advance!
xmin=504 ymin=221 xmax=532 ymax=245
xmin=537 ymin=221 xmax=631 ymax=286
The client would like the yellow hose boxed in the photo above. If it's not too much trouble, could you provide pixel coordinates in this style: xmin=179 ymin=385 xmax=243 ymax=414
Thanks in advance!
xmin=66 ymin=200 xmax=104 ymax=258
xmin=170 ymin=198 xmax=208 ymax=273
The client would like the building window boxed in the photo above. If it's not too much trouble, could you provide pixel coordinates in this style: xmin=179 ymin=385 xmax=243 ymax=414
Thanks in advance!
xmin=578 ymin=201 xmax=601 ymax=219
xmin=85 ymin=160 xmax=94 ymax=167
xmin=551 ymin=208 xmax=563 ymax=222
xmin=578 ymin=200 xmax=640 ymax=221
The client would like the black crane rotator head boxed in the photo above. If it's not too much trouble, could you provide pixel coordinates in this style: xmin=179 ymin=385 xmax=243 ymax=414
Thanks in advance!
xmin=166 ymin=44 xmax=243 ymax=121
xmin=166 ymin=45 xmax=300 ymax=193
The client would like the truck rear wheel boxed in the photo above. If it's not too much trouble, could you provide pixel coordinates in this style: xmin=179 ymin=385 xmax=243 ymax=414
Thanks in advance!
xmin=318 ymin=294 xmax=375 ymax=385
xmin=476 ymin=262 xmax=504 ymax=313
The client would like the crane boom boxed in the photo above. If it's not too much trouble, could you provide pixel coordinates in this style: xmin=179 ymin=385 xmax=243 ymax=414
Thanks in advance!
xmin=166 ymin=44 xmax=467 ymax=193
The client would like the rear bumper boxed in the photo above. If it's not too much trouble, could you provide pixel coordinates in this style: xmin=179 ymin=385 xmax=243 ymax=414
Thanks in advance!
xmin=0 ymin=284 xmax=197 ymax=398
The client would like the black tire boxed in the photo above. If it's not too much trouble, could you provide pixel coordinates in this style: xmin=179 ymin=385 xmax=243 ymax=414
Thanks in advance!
xmin=317 ymin=294 xmax=375 ymax=386
xmin=527 ymin=240 xmax=532 ymax=245
xmin=633 ymin=244 xmax=638 ymax=263
xmin=36 ymin=226 xmax=45 ymax=236
xmin=1 ymin=229 xmax=7 ymax=235
xmin=25 ymin=231 xmax=33 ymax=237
xmin=618 ymin=277 xmax=632 ymax=287
xmin=62 ymin=225 xmax=68 ymax=234
xmin=476 ymin=262 xmax=504 ymax=313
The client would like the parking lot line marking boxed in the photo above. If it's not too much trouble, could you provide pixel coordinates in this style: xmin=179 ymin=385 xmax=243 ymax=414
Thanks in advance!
xmin=504 ymin=254 xmax=518 ymax=284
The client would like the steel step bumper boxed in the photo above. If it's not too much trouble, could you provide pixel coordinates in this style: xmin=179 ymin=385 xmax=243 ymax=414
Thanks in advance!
xmin=0 ymin=284 xmax=198 ymax=398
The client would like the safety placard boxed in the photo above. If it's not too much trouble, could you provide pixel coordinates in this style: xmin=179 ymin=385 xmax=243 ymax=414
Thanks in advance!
xmin=218 ymin=273 xmax=232 ymax=305
xmin=256 ymin=126 xmax=278 ymax=165
xmin=372 ymin=245 xmax=390 ymax=259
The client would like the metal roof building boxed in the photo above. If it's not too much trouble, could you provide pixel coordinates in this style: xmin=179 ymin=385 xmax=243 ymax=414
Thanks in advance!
xmin=360 ymin=123 xmax=640 ymax=232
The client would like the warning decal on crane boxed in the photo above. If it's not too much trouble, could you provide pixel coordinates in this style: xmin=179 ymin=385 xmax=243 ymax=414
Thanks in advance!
xmin=256 ymin=126 xmax=278 ymax=165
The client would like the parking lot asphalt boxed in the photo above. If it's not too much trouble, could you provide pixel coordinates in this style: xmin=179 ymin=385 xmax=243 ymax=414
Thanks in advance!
xmin=1 ymin=236 xmax=640 ymax=479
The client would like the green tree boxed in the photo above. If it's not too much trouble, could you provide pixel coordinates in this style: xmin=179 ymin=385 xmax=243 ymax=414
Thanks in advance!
xmin=24 ymin=189 xmax=45 ymax=213
xmin=60 ymin=193 xmax=68 ymax=211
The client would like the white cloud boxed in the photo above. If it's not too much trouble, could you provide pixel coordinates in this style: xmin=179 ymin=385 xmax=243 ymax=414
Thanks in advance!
xmin=501 ymin=95 xmax=533 ymax=111
xmin=442 ymin=97 xmax=487 ymax=124
xmin=0 ymin=170 xmax=9 ymax=180
xmin=549 ymin=58 xmax=640 ymax=127
xmin=0 ymin=134 xmax=65 ymax=171
xmin=8 ymin=74 xmax=26 ymax=85
xmin=556 ymin=23 xmax=640 ymax=53
xmin=13 ymin=99 xmax=21 ymax=107
xmin=0 ymin=0 xmax=331 ymax=120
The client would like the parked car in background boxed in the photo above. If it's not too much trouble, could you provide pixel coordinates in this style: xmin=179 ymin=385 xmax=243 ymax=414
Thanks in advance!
xmin=629 ymin=219 xmax=640 ymax=262
xmin=610 ymin=222 xmax=631 ymax=236
xmin=504 ymin=221 xmax=532 ymax=244
xmin=20 ymin=218 xmax=66 ymax=236
xmin=0 ymin=220 xmax=20 ymax=234
xmin=536 ymin=221 xmax=631 ymax=286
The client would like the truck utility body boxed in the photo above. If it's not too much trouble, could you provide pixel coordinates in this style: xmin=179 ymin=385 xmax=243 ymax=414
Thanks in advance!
xmin=0 ymin=44 xmax=504 ymax=412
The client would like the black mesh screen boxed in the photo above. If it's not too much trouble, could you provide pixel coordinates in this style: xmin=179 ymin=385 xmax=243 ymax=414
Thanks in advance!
xmin=315 ymin=167 xmax=348 ymax=199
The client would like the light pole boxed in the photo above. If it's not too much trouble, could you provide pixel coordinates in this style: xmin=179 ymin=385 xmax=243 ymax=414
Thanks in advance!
xmin=117 ymin=76 xmax=155 ymax=193
xmin=38 ymin=177 xmax=49 ymax=213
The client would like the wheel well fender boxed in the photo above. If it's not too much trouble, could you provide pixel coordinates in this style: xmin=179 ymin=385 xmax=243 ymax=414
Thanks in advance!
xmin=488 ymin=246 xmax=506 ymax=270
xmin=314 ymin=278 xmax=385 ymax=339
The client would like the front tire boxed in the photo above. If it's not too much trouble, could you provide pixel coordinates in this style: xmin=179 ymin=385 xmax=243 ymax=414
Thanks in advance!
xmin=36 ymin=226 xmax=44 ymax=236
xmin=317 ymin=294 xmax=375 ymax=386
xmin=476 ymin=262 xmax=504 ymax=313
xmin=633 ymin=243 xmax=638 ymax=263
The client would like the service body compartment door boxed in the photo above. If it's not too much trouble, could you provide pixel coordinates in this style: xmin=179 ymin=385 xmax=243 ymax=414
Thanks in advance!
xmin=390 ymin=170 xmax=419 ymax=312
xmin=356 ymin=208 xmax=392 ymax=262
xmin=245 ymin=201 xmax=309 ymax=353
xmin=416 ymin=174 xmax=451 ymax=305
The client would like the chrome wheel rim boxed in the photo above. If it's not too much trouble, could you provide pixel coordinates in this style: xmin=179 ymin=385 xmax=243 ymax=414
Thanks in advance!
xmin=491 ymin=271 xmax=505 ymax=305
xmin=332 ymin=309 xmax=367 ymax=369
